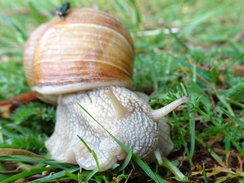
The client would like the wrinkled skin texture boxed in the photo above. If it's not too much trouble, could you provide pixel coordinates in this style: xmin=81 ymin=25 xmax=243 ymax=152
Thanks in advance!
xmin=45 ymin=86 xmax=173 ymax=171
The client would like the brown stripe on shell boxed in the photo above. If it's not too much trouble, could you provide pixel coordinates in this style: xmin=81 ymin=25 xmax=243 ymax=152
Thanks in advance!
xmin=23 ymin=23 xmax=49 ymax=87
xmin=52 ymin=8 xmax=134 ymax=49
xmin=32 ymin=61 xmax=132 ymax=87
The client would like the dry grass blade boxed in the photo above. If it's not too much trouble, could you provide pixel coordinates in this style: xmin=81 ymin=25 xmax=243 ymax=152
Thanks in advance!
xmin=0 ymin=148 xmax=43 ymax=158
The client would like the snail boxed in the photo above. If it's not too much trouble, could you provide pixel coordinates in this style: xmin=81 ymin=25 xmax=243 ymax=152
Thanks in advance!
xmin=23 ymin=7 xmax=188 ymax=171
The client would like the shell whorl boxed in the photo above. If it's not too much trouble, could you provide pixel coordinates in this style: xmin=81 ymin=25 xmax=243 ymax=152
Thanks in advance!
xmin=23 ymin=8 xmax=134 ymax=100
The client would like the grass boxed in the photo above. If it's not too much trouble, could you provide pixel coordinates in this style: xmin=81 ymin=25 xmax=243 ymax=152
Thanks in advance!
xmin=0 ymin=0 xmax=244 ymax=182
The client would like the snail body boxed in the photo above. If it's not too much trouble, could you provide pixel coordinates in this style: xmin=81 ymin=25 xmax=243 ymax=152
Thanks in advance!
xmin=46 ymin=86 xmax=159 ymax=171
xmin=24 ymin=8 xmax=188 ymax=171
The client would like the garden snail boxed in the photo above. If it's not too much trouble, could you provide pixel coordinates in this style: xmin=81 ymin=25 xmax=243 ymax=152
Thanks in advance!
xmin=23 ymin=7 xmax=188 ymax=171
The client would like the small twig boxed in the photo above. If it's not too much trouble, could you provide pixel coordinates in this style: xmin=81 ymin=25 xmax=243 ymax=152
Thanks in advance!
xmin=3 ymin=8 xmax=47 ymax=17
xmin=206 ymin=89 xmax=216 ymax=115
xmin=225 ymin=150 xmax=232 ymax=168
xmin=0 ymin=91 xmax=38 ymax=118
xmin=124 ymin=168 xmax=133 ymax=183
xmin=206 ymin=132 xmax=224 ymax=148
xmin=136 ymin=27 xmax=179 ymax=37
xmin=236 ymin=155 xmax=243 ymax=172
xmin=0 ymin=170 xmax=22 ymax=174
xmin=4 ymin=8 xmax=31 ymax=16
xmin=213 ymin=148 xmax=240 ymax=157
xmin=178 ymin=146 xmax=187 ymax=169
xmin=233 ymin=64 xmax=244 ymax=76
xmin=213 ymin=148 xmax=244 ymax=171
xmin=0 ymin=148 xmax=43 ymax=158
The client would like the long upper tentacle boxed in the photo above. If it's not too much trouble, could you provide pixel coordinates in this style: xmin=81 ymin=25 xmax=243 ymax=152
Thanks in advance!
xmin=151 ymin=96 xmax=189 ymax=122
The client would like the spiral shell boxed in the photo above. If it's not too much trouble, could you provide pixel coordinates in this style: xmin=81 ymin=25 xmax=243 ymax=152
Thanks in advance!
xmin=23 ymin=8 xmax=134 ymax=102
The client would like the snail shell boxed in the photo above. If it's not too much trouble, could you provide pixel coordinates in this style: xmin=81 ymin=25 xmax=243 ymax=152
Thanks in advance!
xmin=24 ymin=8 xmax=134 ymax=103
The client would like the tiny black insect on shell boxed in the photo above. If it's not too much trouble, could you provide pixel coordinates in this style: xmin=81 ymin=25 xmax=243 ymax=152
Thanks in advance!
xmin=56 ymin=2 xmax=70 ymax=18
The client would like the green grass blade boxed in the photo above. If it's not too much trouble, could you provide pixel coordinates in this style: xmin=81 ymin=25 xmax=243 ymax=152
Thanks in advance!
xmin=29 ymin=167 xmax=80 ymax=183
xmin=116 ymin=147 xmax=133 ymax=172
xmin=0 ymin=10 xmax=27 ymax=43
xmin=179 ymin=11 xmax=214 ymax=36
xmin=224 ymin=112 xmax=244 ymax=129
xmin=77 ymin=135 xmax=92 ymax=153
xmin=77 ymin=136 xmax=100 ymax=169
xmin=0 ymin=156 xmax=77 ymax=169
xmin=129 ymin=0 xmax=141 ymax=25
xmin=171 ymin=56 xmax=211 ymax=81
xmin=28 ymin=2 xmax=42 ymax=25
xmin=78 ymin=104 xmax=129 ymax=154
xmin=224 ymin=138 xmax=231 ymax=156
xmin=132 ymin=154 xmax=168 ymax=183
xmin=225 ymin=83 xmax=244 ymax=101
xmin=85 ymin=167 xmax=99 ymax=181
xmin=64 ymin=170 xmax=79 ymax=181
xmin=115 ymin=0 xmax=129 ymax=15
xmin=168 ymin=27 xmax=190 ymax=51
xmin=203 ymin=166 xmax=208 ymax=183
xmin=217 ymin=95 xmax=235 ymax=116
xmin=189 ymin=106 xmax=196 ymax=163
xmin=1 ymin=166 xmax=55 ymax=183
xmin=161 ymin=157 xmax=187 ymax=181
xmin=77 ymin=135 xmax=100 ymax=180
